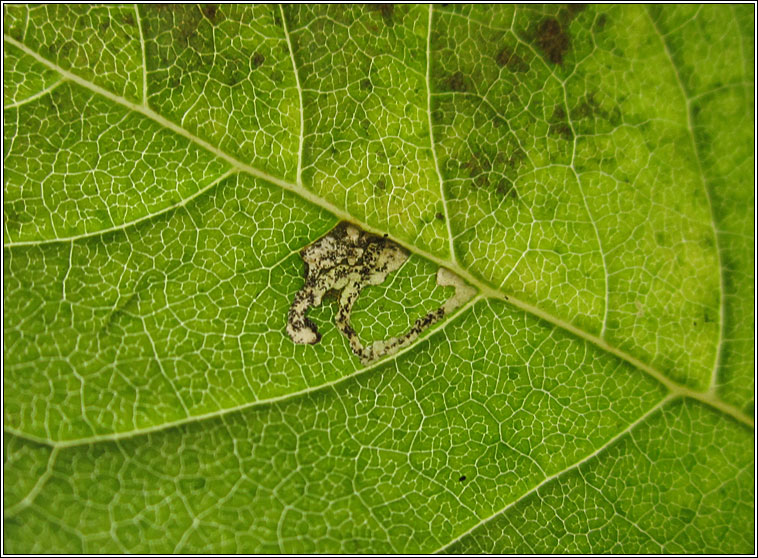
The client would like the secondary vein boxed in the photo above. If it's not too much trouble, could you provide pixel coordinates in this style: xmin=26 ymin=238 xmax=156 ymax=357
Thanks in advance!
xmin=3 ymin=33 xmax=751 ymax=434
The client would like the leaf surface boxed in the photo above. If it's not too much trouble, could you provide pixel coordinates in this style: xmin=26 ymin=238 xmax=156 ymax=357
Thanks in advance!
xmin=3 ymin=4 xmax=754 ymax=553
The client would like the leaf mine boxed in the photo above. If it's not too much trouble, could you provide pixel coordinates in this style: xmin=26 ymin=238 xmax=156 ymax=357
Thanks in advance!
xmin=287 ymin=222 xmax=475 ymax=363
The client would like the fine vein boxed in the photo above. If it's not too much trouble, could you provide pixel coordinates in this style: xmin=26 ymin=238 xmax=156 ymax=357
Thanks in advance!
xmin=279 ymin=5 xmax=304 ymax=185
xmin=645 ymin=10 xmax=726 ymax=392
xmin=3 ymin=295 xmax=484 ymax=449
xmin=433 ymin=395 xmax=673 ymax=553
xmin=3 ymin=32 xmax=751 ymax=436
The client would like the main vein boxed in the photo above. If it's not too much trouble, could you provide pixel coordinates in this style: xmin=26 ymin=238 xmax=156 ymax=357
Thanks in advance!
xmin=3 ymin=34 xmax=752 ymax=434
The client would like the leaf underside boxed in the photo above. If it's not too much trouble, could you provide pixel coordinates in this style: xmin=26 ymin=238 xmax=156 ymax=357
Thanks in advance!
xmin=3 ymin=4 xmax=754 ymax=554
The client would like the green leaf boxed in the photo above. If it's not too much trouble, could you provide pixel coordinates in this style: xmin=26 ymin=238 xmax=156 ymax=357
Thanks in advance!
xmin=3 ymin=4 xmax=753 ymax=553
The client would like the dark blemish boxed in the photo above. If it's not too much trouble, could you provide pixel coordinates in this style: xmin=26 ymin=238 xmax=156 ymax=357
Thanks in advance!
xmin=536 ymin=17 xmax=570 ymax=65
xmin=567 ymin=3 xmax=587 ymax=17
xmin=376 ymin=178 xmax=386 ymax=190
xmin=370 ymin=3 xmax=395 ymax=27
xmin=466 ymin=157 xmax=488 ymax=189
xmin=655 ymin=231 xmax=665 ymax=245
xmin=497 ymin=146 xmax=526 ymax=170
xmin=459 ymin=475 xmax=466 ymax=482
xmin=222 ymin=60 xmax=246 ymax=86
xmin=549 ymin=106 xmax=574 ymax=140
xmin=495 ymin=46 xmax=528 ymax=72
xmin=188 ymin=477 xmax=206 ymax=490
xmin=572 ymin=93 xmax=622 ymax=128
xmin=200 ymin=4 xmax=216 ymax=22
xmin=99 ymin=20 xmax=111 ymax=32
xmin=679 ymin=508 xmax=696 ymax=524
xmin=573 ymin=100 xmax=592 ymax=120
xmin=360 ymin=78 xmax=373 ymax=91
xmin=170 ymin=7 xmax=202 ymax=43
xmin=59 ymin=42 xmax=74 ymax=58
xmin=201 ymin=4 xmax=220 ymax=24
xmin=153 ymin=4 xmax=182 ymax=12
xmin=557 ymin=4 xmax=586 ymax=26
xmin=595 ymin=13 xmax=608 ymax=31
xmin=252 ymin=52 xmax=265 ymax=69
xmin=464 ymin=155 xmax=493 ymax=191
xmin=496 ymin=179 xmax=518 ymax=200
xmin=436 ymin=212 xmax=445 ymax=221
xmin=447 ymin=71 xmax=467 ymax=92
xmin=122 ymin=13 xmax=135 ymax=26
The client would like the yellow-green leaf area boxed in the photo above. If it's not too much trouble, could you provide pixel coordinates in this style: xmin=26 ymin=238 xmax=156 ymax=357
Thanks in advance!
xmin=3 ymin=43 xmax=62 ymax=107
xmin=141 ymin=4 xmax=302 ymax=181
xmin=286 ymin=4 xmax=451 ymax=256
xmin=3 ymin=3 xmax=754 ymax=554
xmin=5 ymin=4 xmax=144 ymax=102
xmin=3 ymin=81 xmax=230 ymax=244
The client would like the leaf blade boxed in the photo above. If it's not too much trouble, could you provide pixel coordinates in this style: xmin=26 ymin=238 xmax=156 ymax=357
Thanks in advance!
xmin=2 ymin=4 xmax=753 ymax=553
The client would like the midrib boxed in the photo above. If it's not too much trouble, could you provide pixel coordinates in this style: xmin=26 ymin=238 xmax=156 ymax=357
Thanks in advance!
xmin=3 ymin=34 xmax=753 ymax=440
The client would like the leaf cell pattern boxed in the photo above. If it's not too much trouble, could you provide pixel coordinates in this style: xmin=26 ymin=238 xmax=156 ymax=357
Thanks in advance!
xmin=3 ymin=4 xmax=754 ymax=554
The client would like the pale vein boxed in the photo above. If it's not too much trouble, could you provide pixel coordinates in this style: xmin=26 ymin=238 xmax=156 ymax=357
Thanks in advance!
xmin=645 ymin=10 xmax=726 ymax=392
xmin=2 ymin=33 xmax=752 ymax=434
xmin=433 ymin=395 xmax=674 ymax=553
xmin=426 ymin=5 xmax=457 ymax=263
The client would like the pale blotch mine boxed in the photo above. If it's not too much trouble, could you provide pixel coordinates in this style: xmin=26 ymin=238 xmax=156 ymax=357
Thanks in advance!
xmin=287 ymin=222 xmax=475 ymax=364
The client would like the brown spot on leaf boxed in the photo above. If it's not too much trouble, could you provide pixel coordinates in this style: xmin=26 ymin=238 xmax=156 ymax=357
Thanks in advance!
xmin=496 ymin=179 xmax=518 ymax=200
xmin=201 ymin=4 xmax=219 ymax=23
xmin=549 ymin=106 xmax=574 ymax=140
xmin=369 ymin=3 xmax=395 ymax=27
xmin=595 ymin=13 xmax=608 ymax=31
xmin=571 ymin=93 xmax=622 ymax=129
xmin=567 ymin=3 xmax=587 ymax=17
xmin=495 ymin=46 xmax=528 ymax=72
xmin=252 ymin=52 xmax=265 ymax=69
xmin=496 ymin=145 xmax=527 ymax=171
xmin=447 ymin=71 xmax=467 ymax=92
xmin=536 ymin=17 xmax=570 ymax=65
